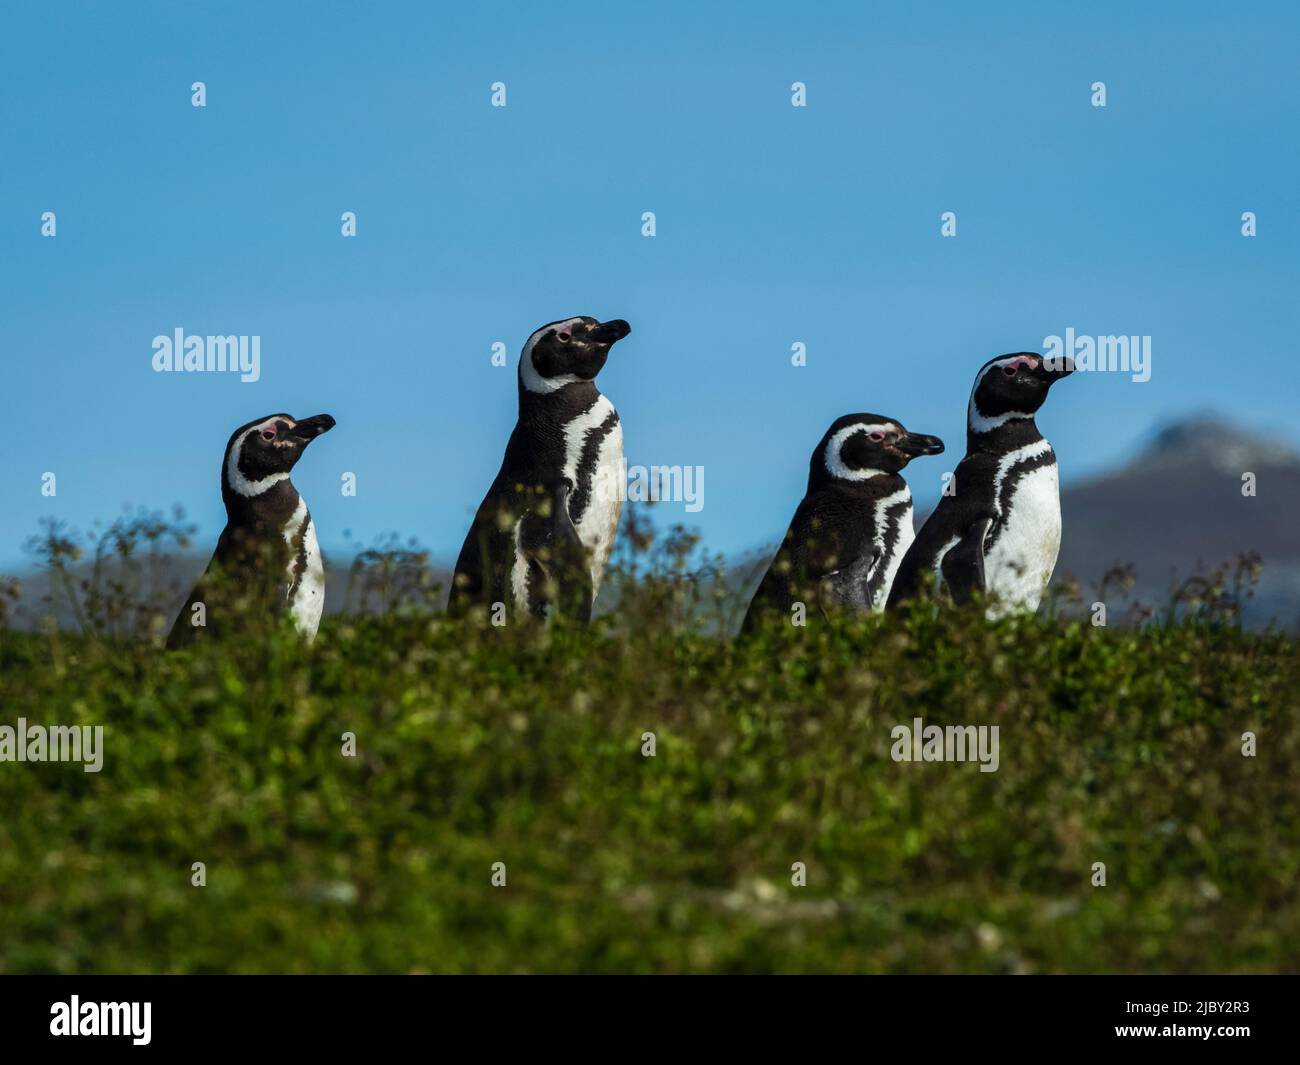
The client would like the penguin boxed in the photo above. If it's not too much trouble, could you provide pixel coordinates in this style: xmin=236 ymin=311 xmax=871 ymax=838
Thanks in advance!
xmin=887 ymin=351 xmax=1074 ymax=616
xmin=450 ymin=316 xmax=632 ymax=621
xmin=167 ymin=412 xmax=336 ymax=647
xmin=740 ymin=414 xmax=945 ymax=633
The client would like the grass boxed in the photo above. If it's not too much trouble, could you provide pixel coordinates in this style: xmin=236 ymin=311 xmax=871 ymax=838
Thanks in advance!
xmin=0 ymin=510 xmax=1297 ymax=973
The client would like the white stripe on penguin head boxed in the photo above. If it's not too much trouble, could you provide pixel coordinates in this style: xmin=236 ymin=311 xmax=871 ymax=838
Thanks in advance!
xmin=824 ymin=422 xmax=892 ymax=481
xmin=225 ymin=417 xmax=290 ymax=497
xmin=520 ymin=317 xmax=586 ymax=394
xmin=968 ymin=356 xmax=1034 ymax=433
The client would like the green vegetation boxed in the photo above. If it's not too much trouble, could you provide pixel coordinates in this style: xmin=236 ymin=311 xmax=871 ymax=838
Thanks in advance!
xmin=0 ymin=513 xmax=1297 ymax=973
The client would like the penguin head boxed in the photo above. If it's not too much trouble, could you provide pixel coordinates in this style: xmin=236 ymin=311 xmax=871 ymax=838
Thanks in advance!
xmin=968 ymin=352 xmax=1073 ymax=433
xmin=815 ymin=413 xmax=945 ymax=485
xmin=520 ymin=316 xmax=632 ymax=393
xmin=222 ymin=412 xmax=336 ymax=498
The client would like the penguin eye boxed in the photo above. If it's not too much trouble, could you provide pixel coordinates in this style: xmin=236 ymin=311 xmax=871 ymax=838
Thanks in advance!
xmin=261 ymin=429 xmax=276 ymax=441
xmin=869 ymin=432 xmax=886 ymax=442
xmin=1002 ymin=365 xmax=1019 ymax=377
xmin=557 ymin=331 xmax=572 ymax=343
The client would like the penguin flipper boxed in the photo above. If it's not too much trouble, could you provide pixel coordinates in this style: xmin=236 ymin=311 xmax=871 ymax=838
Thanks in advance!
xmin=815 ymin=570 xmax=842 ymax=621
xmin=859 ymin=547 xmax=888 ymax=611
xmin=549 ymin=481 xmax=593 ymax=622
xmin=942 ymin=517 xmax=992 ymax=605
xmin=517 ymin=482 xmax=593 ymax=622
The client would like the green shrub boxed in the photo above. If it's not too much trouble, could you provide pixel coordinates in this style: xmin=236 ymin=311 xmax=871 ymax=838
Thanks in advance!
xmin=0 ymin=512 xmax=1296 ymax=973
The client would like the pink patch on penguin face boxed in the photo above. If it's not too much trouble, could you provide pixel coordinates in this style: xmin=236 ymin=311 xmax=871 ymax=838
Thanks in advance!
xmin=1000 ymin=355 xmax=1038 ymax=376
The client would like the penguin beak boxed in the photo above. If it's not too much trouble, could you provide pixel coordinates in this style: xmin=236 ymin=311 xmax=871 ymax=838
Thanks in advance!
xmin=898 ymin=432 xmax=945 ymax=457
xmin=587 ymin=319 xmax=631 ymax=345
xmin=293 ymin=414 xmax=336 ymax=441
xmin=1039 ymin=354 xmax=1075 ymax=381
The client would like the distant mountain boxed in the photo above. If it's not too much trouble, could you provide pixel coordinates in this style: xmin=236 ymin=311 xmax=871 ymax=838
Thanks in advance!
xmin=1055 ymin=416 xmax=1300 ymax=625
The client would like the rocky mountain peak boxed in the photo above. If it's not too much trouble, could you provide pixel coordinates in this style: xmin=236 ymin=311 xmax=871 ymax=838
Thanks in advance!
xmin=1138 ymin=415 xmax=1299 ymax=474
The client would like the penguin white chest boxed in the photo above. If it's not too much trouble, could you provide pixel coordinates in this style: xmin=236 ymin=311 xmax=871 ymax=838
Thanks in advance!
xmin=873 ymin=497 xmax=915 ymax=611
xmin=282 ymin=500 xmax=325 ymax=640
xmin=984 ymin=455 xmax=1061 ymax=616
xmin=563 ymin=396 xmax=624 ymax=594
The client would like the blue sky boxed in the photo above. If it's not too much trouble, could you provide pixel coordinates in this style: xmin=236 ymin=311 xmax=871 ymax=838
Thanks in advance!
xmin=2 ymin=1 xmax=1297 ymax=568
